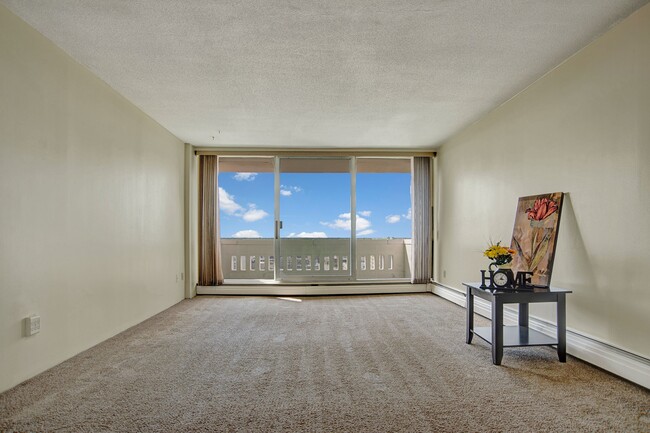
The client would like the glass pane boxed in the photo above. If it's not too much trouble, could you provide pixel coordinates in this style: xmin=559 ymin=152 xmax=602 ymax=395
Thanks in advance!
xmin=356 ymin=158 xmax=412 ymax=280
xmin=218 ymin=157 xmax=274 ymax=281
xmin=279 ymin=157 xmax=351 ymax=279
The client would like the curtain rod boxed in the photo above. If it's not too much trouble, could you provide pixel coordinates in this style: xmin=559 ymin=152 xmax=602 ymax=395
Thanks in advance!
xmin=193 ymin=147 xmax=436 ymax=157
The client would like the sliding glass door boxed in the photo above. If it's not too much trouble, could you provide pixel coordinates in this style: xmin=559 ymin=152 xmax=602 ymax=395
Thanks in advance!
xmin=276 ymin=157 xmax=353 ymax=282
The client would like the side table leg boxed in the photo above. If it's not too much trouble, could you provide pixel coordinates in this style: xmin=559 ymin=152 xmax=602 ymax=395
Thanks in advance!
xmin=466 ymin=286 xmax=474 ymax=344
xmin=491 ymin=297 xmax=503 ymax=365
xmin=519 ymin=303 xmax=529 ymax=328
xmin=557 ymin=294 xmax=567 ymax=362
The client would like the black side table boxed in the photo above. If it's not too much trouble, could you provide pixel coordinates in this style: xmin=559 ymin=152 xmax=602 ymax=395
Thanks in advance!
xmin=463 ymin=282 xmax=572 ymax=365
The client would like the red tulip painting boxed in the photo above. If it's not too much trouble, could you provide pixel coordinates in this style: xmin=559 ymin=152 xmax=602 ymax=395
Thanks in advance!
xmin=526 ymin=198 xmax=559 ymax=222
xmin=510 ymin=192 xmax=563 ymax=287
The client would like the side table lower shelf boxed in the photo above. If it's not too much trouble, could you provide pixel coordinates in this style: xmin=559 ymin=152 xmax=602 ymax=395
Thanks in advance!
xmin=473 ymin=326 xmax=557 ymax=347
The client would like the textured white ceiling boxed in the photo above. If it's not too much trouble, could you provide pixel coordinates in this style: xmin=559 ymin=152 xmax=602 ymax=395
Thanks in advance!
xmin=2 ymin=1 xmax=647 ymax=149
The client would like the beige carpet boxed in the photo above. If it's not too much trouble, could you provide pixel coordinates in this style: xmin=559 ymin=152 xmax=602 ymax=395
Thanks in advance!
xmin=1 ymin=294 xmax=648 ymax=432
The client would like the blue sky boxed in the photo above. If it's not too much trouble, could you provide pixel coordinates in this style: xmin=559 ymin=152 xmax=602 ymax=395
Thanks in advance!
xmin=218 ymin=171 xmax=412 ymax=239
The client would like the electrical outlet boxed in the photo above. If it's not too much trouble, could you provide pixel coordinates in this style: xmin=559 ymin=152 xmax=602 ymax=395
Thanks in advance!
xmin=181 ymin=272 xmax=184 ymax=281
xmin=24 ymin=315 xmax=40 ymax=336
xmin=443 ymin=270 xmax=447 ymax=278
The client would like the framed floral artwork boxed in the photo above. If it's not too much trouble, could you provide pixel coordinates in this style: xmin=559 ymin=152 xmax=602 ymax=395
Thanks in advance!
xmin=510 ymin=192 xmax=564 ymax=287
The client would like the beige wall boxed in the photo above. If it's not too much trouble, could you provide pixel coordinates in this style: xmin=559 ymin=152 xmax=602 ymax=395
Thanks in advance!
xmin=436 ymin=4 xmax=650 ymax=358
xmin=0 ymin=6 xmax=185 ymax=392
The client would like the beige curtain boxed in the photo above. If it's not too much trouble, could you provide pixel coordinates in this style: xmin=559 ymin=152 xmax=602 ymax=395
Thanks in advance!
xmin=198 ymin=155 xmax=223 ymax=285
xmin=411 ymin=157 xmax=432 ymax=284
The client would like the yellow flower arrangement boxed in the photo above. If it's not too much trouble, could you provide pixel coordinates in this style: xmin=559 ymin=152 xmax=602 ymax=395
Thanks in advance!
xmin=483 ymin=241 xmax=516 ymax=266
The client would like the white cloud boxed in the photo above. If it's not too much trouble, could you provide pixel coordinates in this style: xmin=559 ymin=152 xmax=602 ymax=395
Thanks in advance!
xmin=321 ymin=213 xmax=371 ymax=232
xmin=218 ymin=187 xmax=244 ymax=215
xmin=403 ymin=208 xmax=412 ymax=220
xmin=358 ymin=229 xmax=374 ymax=236
xmin=280 ymin=185 xmax=302 ymax=197
xmin=358 ymin=210 xmax=372 ymax=217
xmin=233 ymin=172 xmax=257 ymax=181
xmin=386 ymin=215 xmax=401 ymax=224
xmin=288 ymin=231 xmax=328 ymax=238
xmin=242 ymin=204 xmax=269 ymax=222
xmin=219 ymin=187 xmax=268 ymax=222
xmin=232 ymin=230 xmax=261 ymax=238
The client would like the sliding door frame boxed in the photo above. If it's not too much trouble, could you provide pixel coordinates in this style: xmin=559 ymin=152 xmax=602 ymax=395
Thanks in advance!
xmin=192 ymin=149 xmax=434 ymax=291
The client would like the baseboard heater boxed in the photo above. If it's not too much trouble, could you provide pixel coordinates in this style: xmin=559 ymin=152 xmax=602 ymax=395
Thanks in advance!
xmin=196 ymin=282 xmax=428 ymax=296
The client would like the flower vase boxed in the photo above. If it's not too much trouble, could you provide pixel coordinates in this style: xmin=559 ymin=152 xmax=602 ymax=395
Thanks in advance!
xmin=489 ymin=262 xmax=512 ymax=272
xmin=530 ymin=219 xmax=547 ymax=228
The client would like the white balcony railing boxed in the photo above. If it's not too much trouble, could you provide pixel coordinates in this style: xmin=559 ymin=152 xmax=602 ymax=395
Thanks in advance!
xmin=221 ymin=238 xmax=412 ymax=280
